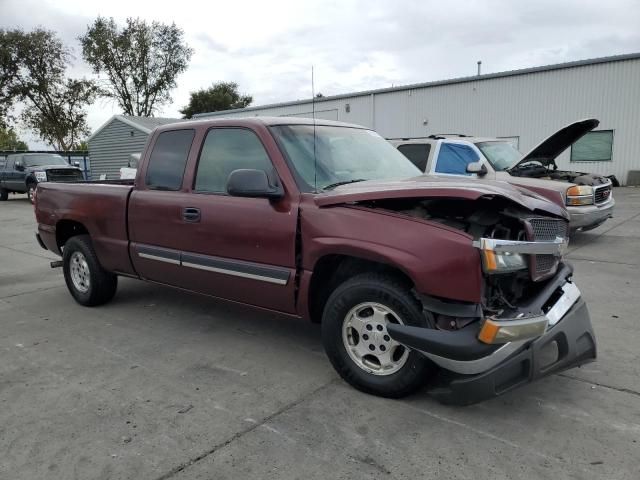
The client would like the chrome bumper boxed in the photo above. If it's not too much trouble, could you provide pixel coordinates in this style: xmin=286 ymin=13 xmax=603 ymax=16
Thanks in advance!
xmin=568 ymin=197 xmax=615 ymax=230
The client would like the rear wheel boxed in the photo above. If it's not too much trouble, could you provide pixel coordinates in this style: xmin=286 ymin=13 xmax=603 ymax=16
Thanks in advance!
xmin=321 ymin=273 xmax=432 ymax=398
xmin=62 ymin=235 xmax=118 ymax=306
xmin=0 ymin=187 xmax=8 ymax=201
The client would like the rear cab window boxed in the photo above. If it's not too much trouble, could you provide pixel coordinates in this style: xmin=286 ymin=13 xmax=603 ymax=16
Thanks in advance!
xmin=397 ymin=143 xmax=431 ymax=171
xmin=194 ymin=128 xmax=274 ymax=194
xmin=435 ymin=143 xmax=480 ymax=175
xmin=145 ymin=129 xmax=195 ymax=190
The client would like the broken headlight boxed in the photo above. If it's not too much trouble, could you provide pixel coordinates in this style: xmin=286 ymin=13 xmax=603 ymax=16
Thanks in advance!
xmin=479 ymin=249 xmax=527 ymax=274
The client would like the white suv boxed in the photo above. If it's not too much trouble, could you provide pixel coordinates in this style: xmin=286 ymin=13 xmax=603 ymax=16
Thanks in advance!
xmin=391 ymin=119 xmax=614 ymax=232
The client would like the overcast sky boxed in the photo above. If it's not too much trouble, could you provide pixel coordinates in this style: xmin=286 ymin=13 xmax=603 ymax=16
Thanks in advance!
xmin=2 ymin=0 xmax=640 ymax=148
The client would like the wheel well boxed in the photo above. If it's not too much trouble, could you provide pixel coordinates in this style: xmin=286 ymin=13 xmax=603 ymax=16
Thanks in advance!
xmin=56 ymin=220 xmax=88 ymax=250
xmin=307 ymin=255 xmax=413 ymax=323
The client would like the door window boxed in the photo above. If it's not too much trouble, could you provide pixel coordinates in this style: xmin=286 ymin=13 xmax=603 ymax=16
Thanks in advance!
xmin=435 ymin=143 xmax=480 ymax=175
xmin=194 ymin=128 xmax=274 ymax=193
xmin=145 ymin=129 xmax=195 ymax=190
xmin=397 ymin=143 xmax=431 ymax=171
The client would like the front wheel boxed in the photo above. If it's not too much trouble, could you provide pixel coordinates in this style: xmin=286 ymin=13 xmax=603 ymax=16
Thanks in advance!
xmin=63 ymin=235 xmax=118 ymax=306
xmin=0 ymin=187 xmax=8 ymax=201
xmin=321 ymin=273 xmax=432 ymax=398
xmin=27 ymin=183 xmax=36 ymax=204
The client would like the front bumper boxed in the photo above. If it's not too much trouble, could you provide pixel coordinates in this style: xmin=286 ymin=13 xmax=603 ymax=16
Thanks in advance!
xmin=387 ymin=264 xmax=597 ymax=405
xmin=568 ymin=197 xmax=615 ymax=230
xmin=427 ymin=298 xmax=595 ymax=405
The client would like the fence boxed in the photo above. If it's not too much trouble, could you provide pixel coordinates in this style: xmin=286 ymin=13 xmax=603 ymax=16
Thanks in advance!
xmin=0 ymin=150 xmax=90 ymax=179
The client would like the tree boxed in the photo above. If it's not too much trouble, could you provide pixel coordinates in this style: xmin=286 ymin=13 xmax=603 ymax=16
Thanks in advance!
xmin=80 ymin=17 xmax=193 ymax=117
xmin=74 ymin=140 xmax=89 ymax=151
xmin=0 ymin=30 xmax=21 ymax=127
xmin=315 ymin=92 xmax=324 ymax=98
xmin=0 ymin=125 xmax=28 ymax=150
xmin=2 ymin=28 xmax=97 ymax=150
xmin=180 ymin=82 xmax=252 ymax=118
xmin=8 ymin=28 xmax=97 ymax=150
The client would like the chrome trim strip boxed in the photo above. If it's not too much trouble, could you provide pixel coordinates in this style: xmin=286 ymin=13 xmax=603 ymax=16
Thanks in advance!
xmin=419 ymin=340 xmax=528 ymax=375
xmin=473 ymin=237 xmax=568 ymax=256
xmin=546 ymin=282 xmax=581 ymax=326
xmin=182 ymin=261 xmax=288 ymax=285
xmin=138 ymin=252 xmax=181 ymax=265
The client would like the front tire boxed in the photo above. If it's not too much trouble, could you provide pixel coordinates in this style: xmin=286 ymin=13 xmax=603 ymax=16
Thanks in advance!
xmin=321 ymin=273 xmax=432 ymax=398
xmin=63 ymin=235 xmax=118 ymax=306
xmin=0 ymin=187 xmax=8 ymax=201
xmin=27 ymin=183 xmax=36 ymax=204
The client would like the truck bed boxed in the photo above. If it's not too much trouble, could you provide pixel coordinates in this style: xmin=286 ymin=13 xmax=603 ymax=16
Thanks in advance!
xmin=35 ymin=181 xmax=136 ymax=276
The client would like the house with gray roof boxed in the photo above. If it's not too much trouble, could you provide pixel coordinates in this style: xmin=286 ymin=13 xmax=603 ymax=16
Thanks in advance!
xmin=88 ymin=115 xmax=182 ymax=180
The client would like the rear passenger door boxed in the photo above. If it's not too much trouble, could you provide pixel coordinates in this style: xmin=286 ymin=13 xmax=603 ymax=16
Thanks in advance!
xmin=128 ymin=129 xmax=196 ymax=286
xmin=397 ymin=143 xmax=432 ymax=172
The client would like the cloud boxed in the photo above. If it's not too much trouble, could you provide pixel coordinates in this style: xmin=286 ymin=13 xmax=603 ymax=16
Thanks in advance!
xmin=2 ymin=0 xmax=639 ymax=148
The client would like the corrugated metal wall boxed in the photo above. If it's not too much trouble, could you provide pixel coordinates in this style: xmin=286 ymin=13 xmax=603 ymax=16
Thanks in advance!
xmin=88 ymin=120 xmax=149 ymax=180
xmin=203 ymin=57 xmax=640 ymax=184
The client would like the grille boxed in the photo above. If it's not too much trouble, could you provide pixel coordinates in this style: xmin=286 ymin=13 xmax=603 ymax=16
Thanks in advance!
xmin=526 ymin=218 xmax=568 ymax=280
xmin=47 ymin=169 xmax=84 ymax=183
xmin=594 ymin=185 xmax=612 ymax=204
xmin=528 ymin=218 xmax=568 ymax=241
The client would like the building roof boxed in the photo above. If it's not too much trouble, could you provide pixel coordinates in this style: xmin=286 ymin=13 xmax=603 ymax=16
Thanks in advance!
xmin=88 ymin=115 xmax=184 ymax=141
xmin=195 ymin=52 xmax=640 ymax=118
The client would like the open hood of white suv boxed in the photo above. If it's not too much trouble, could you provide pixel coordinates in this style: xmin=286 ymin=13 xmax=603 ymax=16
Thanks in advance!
xmin=509 ymin=118 xmax=599 ymax=170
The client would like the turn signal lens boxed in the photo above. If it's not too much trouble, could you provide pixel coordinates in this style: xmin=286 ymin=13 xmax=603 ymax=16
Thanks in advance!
xmin=478 ymin=319 xmax=500 ymax=343
xmin=566 ymin=185 xmax=594 ymax=206
xmin=478 ymin=317 xmax=549 ymax=344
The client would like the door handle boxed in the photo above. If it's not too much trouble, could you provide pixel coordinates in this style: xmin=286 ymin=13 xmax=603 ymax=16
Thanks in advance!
xmin=182 ymin=207 xmax=201 ymax=223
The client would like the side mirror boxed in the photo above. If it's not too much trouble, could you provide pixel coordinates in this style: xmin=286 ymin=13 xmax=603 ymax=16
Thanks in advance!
xmin=15 ymin=162 xmax=24 ymax=171
xmin=466 ymin=161 xmax=488 ymax=176
xmin=226 ymin=169 xmax=284 ymax=199
xmin=73 ymin=161 xmax=81 ymax=167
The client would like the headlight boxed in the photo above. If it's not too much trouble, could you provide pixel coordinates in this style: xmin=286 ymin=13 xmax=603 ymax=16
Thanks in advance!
xmin=34 ymin=171 xmax=47 ymax=182
xmin=480 ymin=249 xmax=527 ymax=274
xmin=566 ymin=185 xmax=593 ymax=206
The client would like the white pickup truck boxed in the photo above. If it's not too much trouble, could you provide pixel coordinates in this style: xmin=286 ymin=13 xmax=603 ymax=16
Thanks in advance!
xmin=391 ymin=119 xmax=615 ymax=232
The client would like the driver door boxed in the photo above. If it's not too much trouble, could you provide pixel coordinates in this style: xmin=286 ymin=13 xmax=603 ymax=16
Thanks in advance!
xmin=430 ymin=142 xmax=494 ymax=180
xmin=176 ymin=127 xmax=298 ymax=313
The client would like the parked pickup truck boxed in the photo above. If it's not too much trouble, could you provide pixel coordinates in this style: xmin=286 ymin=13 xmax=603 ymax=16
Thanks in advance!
xmin=391 ymin=119 xmax=615 ymax=232
xmin=1 ymin=153 xmax=84 ymax=203
xmin=35 ymin=117 xmax=596 ymax=405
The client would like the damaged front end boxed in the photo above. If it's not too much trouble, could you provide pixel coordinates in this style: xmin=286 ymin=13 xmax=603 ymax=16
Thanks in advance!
xmin=367 ymin=195 xmax=597 ymax=405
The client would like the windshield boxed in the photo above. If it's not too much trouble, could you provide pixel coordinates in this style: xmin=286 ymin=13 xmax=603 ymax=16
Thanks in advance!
xmin=24 ymin=154 xmax=68 ymax=167
xmin=475 ymin=141 xmax=523 ymax=171
xmin=271 ymin=125 xmax=420 ymax=191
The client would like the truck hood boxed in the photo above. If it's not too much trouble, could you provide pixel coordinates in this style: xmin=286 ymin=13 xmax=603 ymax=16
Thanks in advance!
xmin=26 ymin=164 xmax=81 ymax=172
xmin=315 ymin=176 xmax=569 ymax=220
xmin=509 ymin=118 xmax=599 ymax=170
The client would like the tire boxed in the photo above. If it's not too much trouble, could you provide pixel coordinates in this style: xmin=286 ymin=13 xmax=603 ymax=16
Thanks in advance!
xmin=321 ymin=272 xmax=432 ymax=398
xmin=27 ymin=183 xmax=36 ymax=204
xmin=62 ymin=234 xmax=118 ymax=306
xmin=0 ymin=187 xmax=8 ymax=201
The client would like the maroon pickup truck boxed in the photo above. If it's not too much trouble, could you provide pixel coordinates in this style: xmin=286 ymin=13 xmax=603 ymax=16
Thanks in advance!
xmin=34 ymin=117 xmax=596 ymax=404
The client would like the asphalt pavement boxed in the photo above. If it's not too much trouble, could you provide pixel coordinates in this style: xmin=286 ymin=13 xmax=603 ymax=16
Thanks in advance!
xmin=1 ymin=189 xmax=639 ymax=480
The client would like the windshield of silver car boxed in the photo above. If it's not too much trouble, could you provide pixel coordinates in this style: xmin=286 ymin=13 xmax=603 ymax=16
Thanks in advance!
xmin=475 ymin=141 xmax=524 ymax=171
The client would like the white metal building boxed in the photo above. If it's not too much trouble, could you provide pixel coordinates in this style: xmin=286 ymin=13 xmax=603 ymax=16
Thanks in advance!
xmin=196 ymin=53 xmax=640 ymax=185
